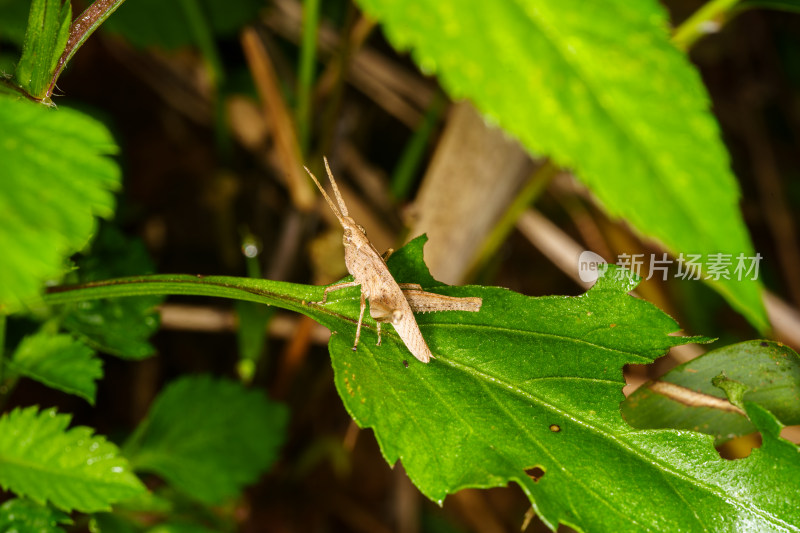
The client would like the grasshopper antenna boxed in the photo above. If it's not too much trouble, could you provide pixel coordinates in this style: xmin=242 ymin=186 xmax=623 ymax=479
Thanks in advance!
xmin=323 ymin=156 xmax=349 ymax=217
xmin=303 ymin=163 xmax=344 ymax=223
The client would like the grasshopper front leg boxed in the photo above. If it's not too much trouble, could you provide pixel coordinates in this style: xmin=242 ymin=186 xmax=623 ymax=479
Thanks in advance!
xmin=317 ymin=280 xmax=360 ymax=305
xmin=315 ymin=281 xmax=369 ymax=352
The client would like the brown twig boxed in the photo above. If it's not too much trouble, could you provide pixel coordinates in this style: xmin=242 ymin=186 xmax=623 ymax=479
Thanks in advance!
xmin=648 ymin=381 xmax=746 ymax=416
xmin=158 ymin=304 xmax=330 ymax=343
xmin=241 ymin=26 xmax=316 ymax=211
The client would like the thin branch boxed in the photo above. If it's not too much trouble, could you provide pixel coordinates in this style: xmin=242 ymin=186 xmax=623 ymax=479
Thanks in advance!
xmin=672 ymin=0 xmax=742 ymax=50
xmin=648 ymin=380 xmax=746 ymax=416
xmin=241 ymin=27 xmax=316 ymax=211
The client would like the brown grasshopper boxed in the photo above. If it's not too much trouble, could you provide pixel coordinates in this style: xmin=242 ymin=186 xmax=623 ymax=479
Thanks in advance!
xmin=304 ymin=158 xmax=481 ymax=363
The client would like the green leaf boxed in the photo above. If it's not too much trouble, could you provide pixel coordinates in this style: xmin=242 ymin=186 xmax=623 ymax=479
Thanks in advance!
xmin=0 ymin=97 xmax=120 ymax=312
xmin=353 ymin=0 xmax=767 ymax=332
xmin=124 ymin=375 xmax=288 ymax=505
xmin=0 ymin=498 xmax=72 ymax=533
xmin=63 ymin=224 xmax=162 ymax=360
xmin=0 ymin=407 xmax=146 ymax=512
xmin=38 ymin=237 xmax=800 ymax=529
xmin=15 ymin=0 xmax=71 ymax=99
xmin=712 ymin=373 xmax=750 ymax=411
xmin=622 ymin=340 xmax=800 ymax=443
xmin=326 ymin=238 xmax=797 ymax=531
xmin=8 ymin=331 xmax=103 ymax=404
xmin=102 ymin=0 xmax=261 ymax=49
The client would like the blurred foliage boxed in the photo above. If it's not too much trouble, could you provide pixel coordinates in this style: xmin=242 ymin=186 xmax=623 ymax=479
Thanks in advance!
xmin=102 ymin=0 xmax=262 ymax=49
xmin=62 ymin=224 xmax=163 ymax=360
xmin=623 ymin=340 xmax=800 ymax=443
xmin=0 ymin=498 xmax=72 ymax=533
xmin=354 ymin=0 xmax=767 ymax=332
xmin=123 ymin=375 xmax=288 ymax=505
xmin=0 ymin=0 xmax=32 ymax=46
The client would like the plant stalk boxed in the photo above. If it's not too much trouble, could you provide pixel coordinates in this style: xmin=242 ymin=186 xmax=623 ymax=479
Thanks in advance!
xmin=0 ymin=315 xmax=6 ymax=385
xmin=47 ymin=0 xmax=129 ymax=98
xmin=672 ymin=0 xmax=742 ymax=50
xmin=296 ymin=0 xmax=321 ymax=156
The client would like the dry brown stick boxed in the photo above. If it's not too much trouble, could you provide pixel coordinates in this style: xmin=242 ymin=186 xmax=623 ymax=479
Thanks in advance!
xmin=241 ymin=27 xmax=316 ymax=211
xmin=159 ymin=304 xmax=331 ymax=343
xmin=408 ymin=102 xmax=533 ymax=284
xmin=648 ymin=381 xmax=746 ymax=416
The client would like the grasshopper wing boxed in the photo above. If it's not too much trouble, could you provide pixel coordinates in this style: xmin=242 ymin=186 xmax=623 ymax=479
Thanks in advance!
xmin=392 ymin=311 xmax=433 ymax=363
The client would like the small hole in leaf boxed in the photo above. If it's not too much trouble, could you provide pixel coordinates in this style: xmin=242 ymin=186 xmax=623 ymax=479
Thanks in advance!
xmin=716 ymin=432 xmax=760 ymax=460
xmin=549 ymin=424 xmax=561 ymax=432
xmin=524 ymin=466 xmax=545 ymax=482
xmin=403 ymin=360 xmax=409 ymax=368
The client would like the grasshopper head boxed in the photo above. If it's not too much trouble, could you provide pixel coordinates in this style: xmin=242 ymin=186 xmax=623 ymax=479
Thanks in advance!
xmin=342 ymin=218 xmax=367 ymax=246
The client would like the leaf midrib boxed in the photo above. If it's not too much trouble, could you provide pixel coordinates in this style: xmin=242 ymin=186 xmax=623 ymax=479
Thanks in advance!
xmin=443 ymin=356 xmax=792 ymax=530
xmin=505 ymin=0 xmax=711 ymax=240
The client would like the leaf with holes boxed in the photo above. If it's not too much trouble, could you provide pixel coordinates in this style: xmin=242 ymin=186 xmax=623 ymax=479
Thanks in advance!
xmin=353 ymin=0 xmax=767 ymax=332
xmin=323 ymin=238 xmax=798 ymax=532
xmin=0 ymin=407 xmax=145 ymax=512
xmin=622 ymin=340 xmax=800 ymax=443
xmin=39 ymin=237 xmax=800 ymax=530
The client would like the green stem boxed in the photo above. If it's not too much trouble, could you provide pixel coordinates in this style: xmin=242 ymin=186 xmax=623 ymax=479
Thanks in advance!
xmin=47 ymin=0 xmax=129 ymax=98
xmin=465 ymin=161 xmax=559 ymax=280
xmin=0 ymin=315 xmax=6 ymax=385
xmin=178 ymin=0 xmax=224 ymax=86
xmin=40 ymin=274 xmax=360 ymax=346
xmin=44 ymin=275 xmax=311 ymax=311
xmin=672 ymin=0 xmax=742 ymax=50
xmin=391 ymin=93 xmax=447 ymax=200
xmin=296 ymin=0 xmax=321 ymax=156
xmin=177 ymin=0 xmax=231 ymax=156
